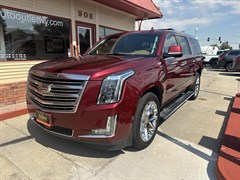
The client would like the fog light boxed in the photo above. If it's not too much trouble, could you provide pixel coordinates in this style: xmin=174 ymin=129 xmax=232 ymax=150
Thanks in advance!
xmin=91 ymin=115 xmax=118 ymax=136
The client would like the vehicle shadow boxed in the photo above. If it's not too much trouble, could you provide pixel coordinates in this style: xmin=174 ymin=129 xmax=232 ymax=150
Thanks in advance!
xmin=198 ymin=97 xmax=234 ymax=153
xmin=154 ymin=96 xmax=234 ymax=180
xmin=199 ymin=96 xmax=234 ymax=179
xmin=205 ymin=68 xmax=240 ymax=76
xmin=219 ymin=72 xmax=240 ymax=77
xmin=155 ymin=130 xmax=217 ymax=179
xmin=27 ymin=119 xmax=123 ymax=158
xmin=205 ymin=68 xmax=225 ymax=72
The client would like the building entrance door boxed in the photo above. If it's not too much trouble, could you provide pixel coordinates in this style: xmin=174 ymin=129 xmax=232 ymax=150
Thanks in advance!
xmin=77 ymin=26 xmax=91 ymax=55
xmin=76 ymin=22 xmax=95 ymax=55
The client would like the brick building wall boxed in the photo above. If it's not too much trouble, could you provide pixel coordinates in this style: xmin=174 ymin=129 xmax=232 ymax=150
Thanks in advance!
xmin=0 ymin=81 xmax=27 ymax=107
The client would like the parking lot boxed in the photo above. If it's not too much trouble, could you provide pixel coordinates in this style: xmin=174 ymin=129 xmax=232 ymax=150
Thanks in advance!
xmin=0 ymin=68 xmax=239 ymax=179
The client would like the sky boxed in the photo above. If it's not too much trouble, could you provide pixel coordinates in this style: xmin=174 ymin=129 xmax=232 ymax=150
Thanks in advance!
xmin=138 ymin=0 xmax=240 ymax=49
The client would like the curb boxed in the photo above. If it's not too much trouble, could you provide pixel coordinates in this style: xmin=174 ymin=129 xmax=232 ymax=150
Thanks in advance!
xmin=216 ymin=93 xmax=240 ymax=179
xmin=0 ymin=108 xmax=28 ymax=121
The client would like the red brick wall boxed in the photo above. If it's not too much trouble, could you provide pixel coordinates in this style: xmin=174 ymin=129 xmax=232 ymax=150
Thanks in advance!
xmin=0 ymin=81 xmax=27 ymax=107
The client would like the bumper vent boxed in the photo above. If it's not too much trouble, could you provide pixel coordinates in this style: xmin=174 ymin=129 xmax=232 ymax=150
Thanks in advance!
xmin=27 ymin=70 xmax=90 ymax=113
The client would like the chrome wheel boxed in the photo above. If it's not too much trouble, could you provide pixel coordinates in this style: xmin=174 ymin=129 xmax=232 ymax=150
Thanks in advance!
xmin=133 ymin=92 xmax=160 ymax=149
xmin=140 ymin=101 xmax=158 ymax=142
xmin=189 ymin=73 xmax=200 ymax=100
xmin=194 ymin=75 xmax=200 ymax=97
xmin=226 ymin=63 xmax=233 ymax=72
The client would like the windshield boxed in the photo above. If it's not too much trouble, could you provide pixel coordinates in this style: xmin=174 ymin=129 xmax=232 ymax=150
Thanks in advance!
xmin=111 ymin=34 xmax=159 ymax=56
xmin=87 ymin=37 xmax=119 ymax=55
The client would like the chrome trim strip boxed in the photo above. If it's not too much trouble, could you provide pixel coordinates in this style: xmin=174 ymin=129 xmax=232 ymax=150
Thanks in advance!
xmin=28 ymin=85 xmax=79 ymax=98
xmin=161 ymin=91 xmax=194 ymax=121
xmin=30 ymin=70 xmax=90 ymax=81
xmin=78 ymin=134 xmax=115 ymax=138
xmin=78 ymin=115 xmax=118 ymax=139
xmin=33 ymin=95 xmax=75 ymax=106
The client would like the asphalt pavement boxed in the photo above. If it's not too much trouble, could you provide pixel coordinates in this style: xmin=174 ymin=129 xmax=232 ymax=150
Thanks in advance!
xmin=0 ymin=68 xmax=239 ymax=179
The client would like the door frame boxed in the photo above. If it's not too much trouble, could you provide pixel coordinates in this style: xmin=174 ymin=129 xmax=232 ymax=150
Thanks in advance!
xmin=75 ymin=21 xmax=96 ymax=55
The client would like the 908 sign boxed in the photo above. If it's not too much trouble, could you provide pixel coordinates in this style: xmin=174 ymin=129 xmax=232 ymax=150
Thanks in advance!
xmin=78 ymin=10 xmax=93 ymax=20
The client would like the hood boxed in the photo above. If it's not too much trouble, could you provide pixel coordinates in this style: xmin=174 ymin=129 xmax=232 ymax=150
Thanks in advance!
xmin=31 ymin=55 xmax=149 ymax=80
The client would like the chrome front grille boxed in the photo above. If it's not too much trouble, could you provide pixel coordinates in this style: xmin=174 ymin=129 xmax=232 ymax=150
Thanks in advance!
xmin=27 ymin=70 xmax=90 ymax=113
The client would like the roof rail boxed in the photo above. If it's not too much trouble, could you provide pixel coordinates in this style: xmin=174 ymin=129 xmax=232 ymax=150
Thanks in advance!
xmin=160 ymin=28 xmax=175 ymax=30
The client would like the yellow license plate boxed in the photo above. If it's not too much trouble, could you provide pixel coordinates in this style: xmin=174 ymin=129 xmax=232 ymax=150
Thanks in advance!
xmin=36 ymin=111 xmax=52 ymax=127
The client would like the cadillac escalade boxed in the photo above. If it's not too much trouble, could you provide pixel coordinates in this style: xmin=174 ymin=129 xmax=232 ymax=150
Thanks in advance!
xmin=27 ymin=29 xmax=204 ymax=150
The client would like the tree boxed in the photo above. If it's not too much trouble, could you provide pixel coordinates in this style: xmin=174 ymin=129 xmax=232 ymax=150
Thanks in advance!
xmin=210 ymin=44 xmax=219 ymax=49
xmin=219 ymin=42 xmax=232 ymax=50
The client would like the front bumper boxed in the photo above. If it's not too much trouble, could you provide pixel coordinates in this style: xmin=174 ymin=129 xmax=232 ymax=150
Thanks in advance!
xmin=29 ymin=115 xmax=131 ymax=150
xmin=27 ymin=100 xmax=134 ymax=150
xmin=26 ymin=81 xmax=137 ymax=150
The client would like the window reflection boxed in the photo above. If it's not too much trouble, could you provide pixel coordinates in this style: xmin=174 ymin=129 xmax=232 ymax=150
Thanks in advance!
xmin=0 ymin=8 xmax=70 ymax=61
xmin=78 ymin=27 xmax=91 ymax=55
xmin=99 ymin=26 xmax=121 ymax=39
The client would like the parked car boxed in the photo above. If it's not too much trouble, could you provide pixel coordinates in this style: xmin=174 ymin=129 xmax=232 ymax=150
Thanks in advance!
xmin=26 ymin=29 xmax=204 ymax=150
xmin=217 ymin=49 xmax=240 ymax=72
xmin=209 ymin=50 xmax=229 ymax=69
xmin=232 ymin=54 xmax=240 ymax=72
xmin=202 ymin=48 xmax=226 ymax=68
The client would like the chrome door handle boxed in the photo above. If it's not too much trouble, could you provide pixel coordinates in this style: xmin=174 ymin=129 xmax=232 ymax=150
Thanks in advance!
xmin=181 ymin=61 xmax=186 ymax=66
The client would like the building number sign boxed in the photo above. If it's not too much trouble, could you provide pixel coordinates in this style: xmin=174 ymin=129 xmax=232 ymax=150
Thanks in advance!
xmin=78 ymin=10 xmax=93 ymax=20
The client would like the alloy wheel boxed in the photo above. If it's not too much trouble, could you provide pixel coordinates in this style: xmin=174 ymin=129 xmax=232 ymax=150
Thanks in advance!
xmin=140 ymin=101 xmax=158 ymax=142
xmin=194 ymin=75 xmax=200 ymax=97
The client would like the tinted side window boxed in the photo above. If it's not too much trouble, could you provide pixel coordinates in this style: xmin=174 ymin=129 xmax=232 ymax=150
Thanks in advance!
xmin=228 ymin=51 xmax=240 ymax=56
xmin=189 ymin=38 xmax=201 ymax=55
xmin=176 ymin=36 xmax=191 ymax=55
xmin=163 ymin=34 xmax=178 ymax=53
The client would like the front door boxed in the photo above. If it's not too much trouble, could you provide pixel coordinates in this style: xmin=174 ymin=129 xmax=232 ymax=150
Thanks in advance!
xmin=76 ymin=22 xmax=95 ymax=55
xmin=162 ymin=34 xmax=193 ymax=103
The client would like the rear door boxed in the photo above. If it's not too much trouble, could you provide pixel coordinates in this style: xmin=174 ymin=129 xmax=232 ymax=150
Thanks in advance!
xmin=175 ymin=35 xmax=195 ymax=88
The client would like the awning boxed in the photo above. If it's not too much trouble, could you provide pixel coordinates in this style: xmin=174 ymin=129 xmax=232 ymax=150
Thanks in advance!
xmin=92 ymin=0 xmax=163 ymax=20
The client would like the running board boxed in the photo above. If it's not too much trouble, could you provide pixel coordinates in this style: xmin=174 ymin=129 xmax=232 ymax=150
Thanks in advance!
xmin=160 ymin=91 xmax=194 ymax=122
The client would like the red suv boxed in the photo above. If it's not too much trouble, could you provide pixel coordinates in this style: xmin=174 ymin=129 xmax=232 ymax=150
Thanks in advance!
xmin=27 ymin=29 xmax=204 ymax=150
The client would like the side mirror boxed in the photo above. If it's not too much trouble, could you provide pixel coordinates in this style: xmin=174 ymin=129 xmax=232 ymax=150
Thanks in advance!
xmin=163 ymin=45 xmax=183 ymax=58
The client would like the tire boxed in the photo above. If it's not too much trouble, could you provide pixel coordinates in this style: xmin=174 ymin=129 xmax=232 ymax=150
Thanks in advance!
xmin=189 ymin=73 xmax=200 ymax=100
xmin=211 ymin=60 xmax=218 ymax=69
xmin=225 ymin=62 xmax=234 ymax=72
xmin=132 ymin=92 xmax=160 ymax=149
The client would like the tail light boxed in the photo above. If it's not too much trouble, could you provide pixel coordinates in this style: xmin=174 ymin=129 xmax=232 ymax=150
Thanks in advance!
xmin=219 ymin=55 xmax=224 ymax=60
xmin=234 ymin=57 xmax=240 ymax=63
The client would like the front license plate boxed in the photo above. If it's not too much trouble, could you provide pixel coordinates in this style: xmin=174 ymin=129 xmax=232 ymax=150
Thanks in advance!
xmin=36 ymin=111 xmax=52 ymax=127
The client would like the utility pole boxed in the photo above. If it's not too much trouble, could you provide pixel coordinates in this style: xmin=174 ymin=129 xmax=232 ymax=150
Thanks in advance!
xmin=195 ymin=28 xmax=198 ymax=39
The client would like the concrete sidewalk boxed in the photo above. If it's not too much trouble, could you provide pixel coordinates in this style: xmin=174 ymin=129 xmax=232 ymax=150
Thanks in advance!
xmin=1 ymin=114 xmax=217 ymax=179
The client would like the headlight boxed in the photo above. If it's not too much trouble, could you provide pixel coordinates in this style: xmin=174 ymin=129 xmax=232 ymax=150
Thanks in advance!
xmin=97 ymin=69 xmax=134 ymax=104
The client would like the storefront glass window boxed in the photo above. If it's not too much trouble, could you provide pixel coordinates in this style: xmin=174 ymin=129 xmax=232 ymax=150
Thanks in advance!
xmin=0 ymin=8 xmax=70 ymax=61
xmin=99 ymin=26 xmax=121 ymax=39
